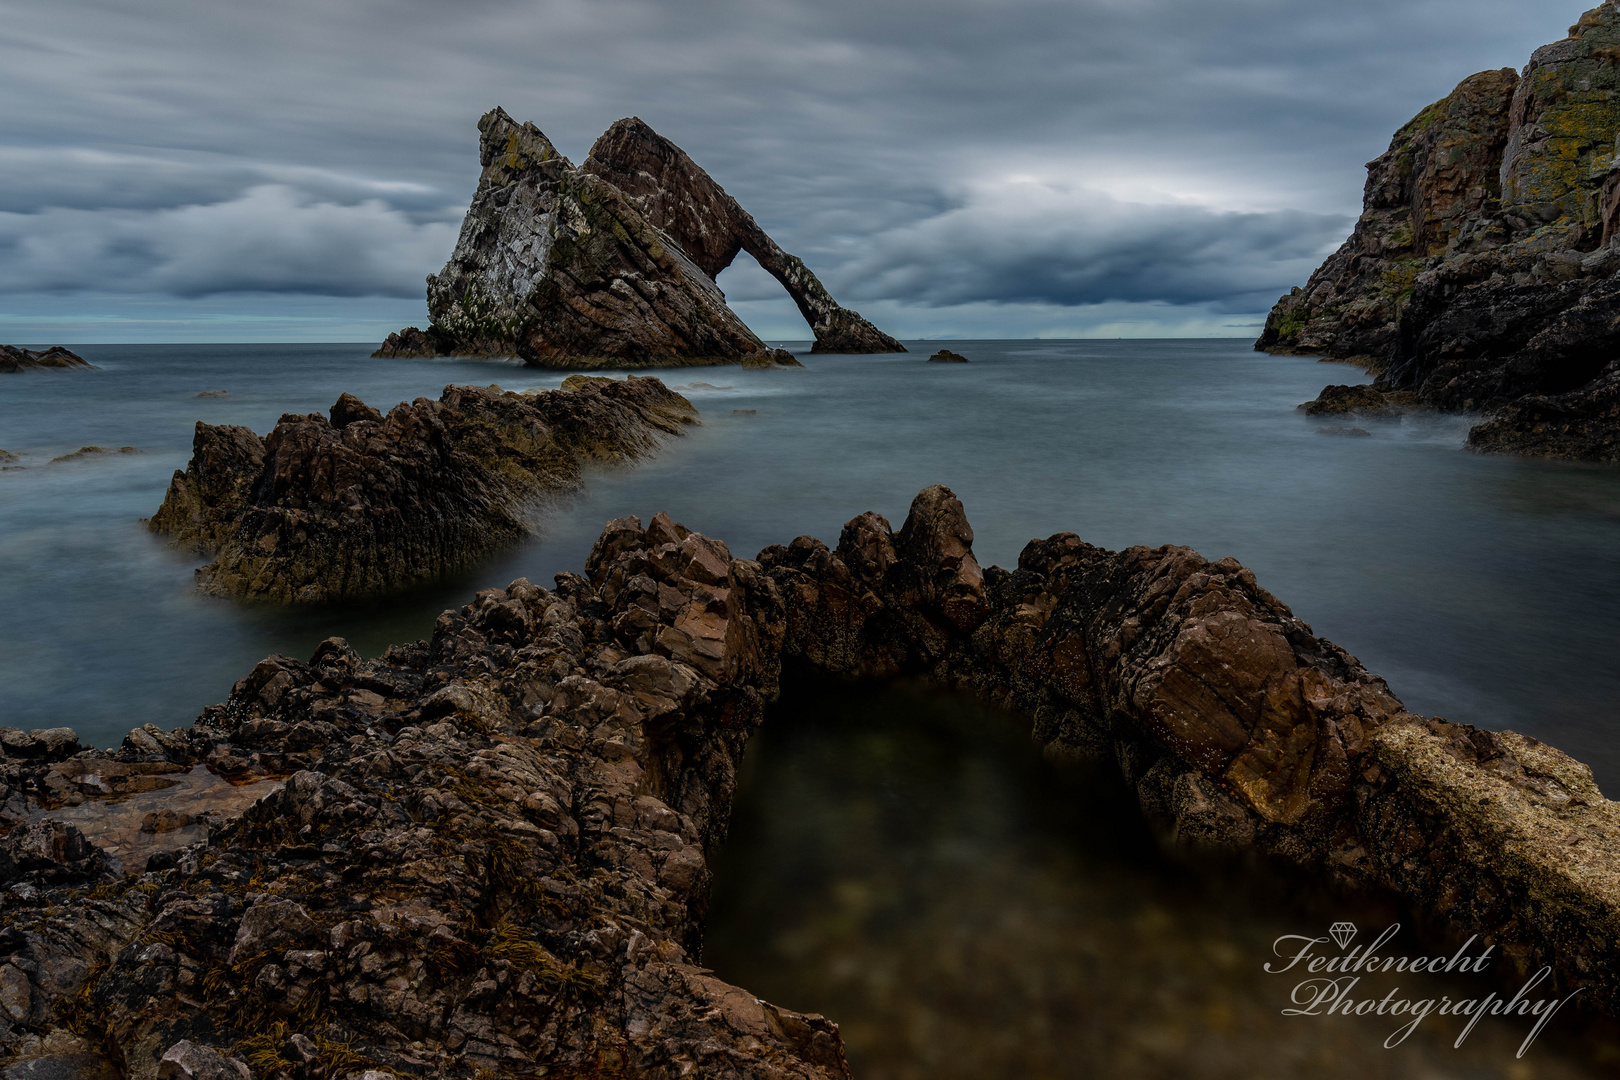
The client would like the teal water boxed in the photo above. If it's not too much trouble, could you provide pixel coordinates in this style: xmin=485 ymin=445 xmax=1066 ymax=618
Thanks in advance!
xmin=0 ymin=340 xmax=1617 ymax=792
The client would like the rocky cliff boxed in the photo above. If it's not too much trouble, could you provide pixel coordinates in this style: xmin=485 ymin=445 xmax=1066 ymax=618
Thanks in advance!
xmin=7 ymin=488 xmax=1620 ymax=1077
xmin=0 ymin=345 xmax=92 ymax=373
xmin=1259 ymin=2 xmax=1620 ymax=461
xmin=149 ymin=377 xmax=696 ymax=603
xmin=375 ymin=109 xmax=903 ymax=366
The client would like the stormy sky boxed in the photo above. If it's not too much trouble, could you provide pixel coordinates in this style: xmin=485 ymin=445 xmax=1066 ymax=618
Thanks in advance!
xmin=0 ymin=0 xmax=1599 ymax=343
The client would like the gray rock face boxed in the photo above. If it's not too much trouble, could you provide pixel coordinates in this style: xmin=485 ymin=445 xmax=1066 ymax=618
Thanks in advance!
xmin=375 ymin=108 xmax=903 ymax=365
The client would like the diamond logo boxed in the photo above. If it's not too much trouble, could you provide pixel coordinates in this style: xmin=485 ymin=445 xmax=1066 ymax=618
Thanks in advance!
xmin=1330 ymin=921 xmax=1358 ymax=949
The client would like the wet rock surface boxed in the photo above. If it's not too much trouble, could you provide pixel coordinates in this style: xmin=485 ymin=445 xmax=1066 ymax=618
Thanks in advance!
xmin=926 ymin=350 xmax=969 ymax=363
xmin=375 ymin=108 xmax=901 ymax=365
xmin=148 ymin=377 xmax=697 ymax=603
xmin=0 ymin=348 xmax=91 ymax=374
xmin=8 ymin=486 xmax=1620 ymax=1077
xmin=1259 ymin=3 xmax=1620 ymax=461
xmin=1299 ymin=384 xmax=1418 ymax=416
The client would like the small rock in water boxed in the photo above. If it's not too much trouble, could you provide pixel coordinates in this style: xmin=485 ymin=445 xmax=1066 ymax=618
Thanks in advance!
xmin=139 ymin=809 xmax=196 ymax=834
xmin=194 ymin=390 xmax=228 ymax=399
xmin=741 ymin=349 xmax=802 ymax=369
xmin=927 ymin=349 xmax=970 ymax=363
xmin=674 ymin=381 xmax=733 ymax=391
xmin=49 ymin=446 xmax=139 ymax=463
xmin=732 ymin=409 xmax=757 ymax=416
xmin=1317 ymin=426 xmax=1372 ymax=437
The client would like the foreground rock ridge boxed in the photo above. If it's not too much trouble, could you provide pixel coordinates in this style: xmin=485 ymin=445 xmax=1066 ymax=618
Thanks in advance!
xmin=375 ymin=109 xmax=903 ymax=366
xmin=149 ymin=376 xmax=696 ymax=603
xmin=7 ymin=486 xmax=1619 ymax=1077
xmin=0 ymin=345 xmax=92 ymax=373
xmin=1260 ymin=1 xmax=1620 ymax=461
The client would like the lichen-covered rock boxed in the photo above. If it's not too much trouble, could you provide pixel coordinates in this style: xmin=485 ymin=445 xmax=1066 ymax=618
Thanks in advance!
xmin=0 ymin=347 xmax=92 ymax=374
xmin=149 ymin=377 xmax=697 ymax=603
xmin=10 ymin=487 xmax=1620 ymax=1077
xmin=1259 ymin=3 xmax=1620 ymax=461
xmin=583 ymin=117 xmax=905 ymax=355
xmin=375 ymin=108 xmax=902 ymax=364
xmin=1257 ymin=67 xmax=1520 ymax=362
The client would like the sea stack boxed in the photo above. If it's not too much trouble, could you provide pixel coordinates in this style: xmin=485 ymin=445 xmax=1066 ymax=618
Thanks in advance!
xmin=375 ymin=109 xmax=904 ymax=367
xmin=1259 ymin=1 xmax=1620 ymax=461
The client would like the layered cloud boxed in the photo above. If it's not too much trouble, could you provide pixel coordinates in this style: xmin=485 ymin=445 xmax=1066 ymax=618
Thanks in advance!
xmin=826 ymin=179 xmax=1348 ymax=312
xmin=0 ymin=187 xmax=459 ymax=297
xmin=0 ymin=0 xmax=1601 ymax=338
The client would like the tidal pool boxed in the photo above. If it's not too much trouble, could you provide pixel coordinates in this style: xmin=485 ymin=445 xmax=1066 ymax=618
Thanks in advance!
xmin=703 ymin=678 xmax=1620 ymax=1080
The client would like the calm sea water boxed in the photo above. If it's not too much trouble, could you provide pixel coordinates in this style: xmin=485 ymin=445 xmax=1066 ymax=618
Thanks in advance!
xmin=5 ymin=339 xmax=1619 ymax=1075
xmin=1 ymin=340 xmax=1615 ymax=785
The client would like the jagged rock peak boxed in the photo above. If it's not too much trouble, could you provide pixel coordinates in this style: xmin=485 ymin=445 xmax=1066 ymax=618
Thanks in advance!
xmin=477 ymin=105 xmax=571 ymax=174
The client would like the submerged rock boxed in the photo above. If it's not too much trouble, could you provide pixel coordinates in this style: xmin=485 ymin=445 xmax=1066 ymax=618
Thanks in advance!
xmin=1298 ymin=383 xmax=1411 ymax=415
xmin=48 ymin=447 xmax=138 ymax=463
xmin=740 ymin=349 xmax=803 ymax=369
xmin=1259 ymin=2 xmax=1620 ymax=461
xmin=10 ymin=488 xmax=1620 ymax=1076
xmin=927 ymin=349 xmax=970 ymax=363
xmin=148 ymin=377 xmax=697 ymax=603
xmin=375 ymin=108 xmax=902 ymax=365
xmin=0 ymin=347 xmax=91 ymax=374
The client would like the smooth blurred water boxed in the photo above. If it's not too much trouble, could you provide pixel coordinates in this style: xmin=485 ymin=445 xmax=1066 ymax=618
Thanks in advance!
xmin=1 ymin=340 xmax=1617 ymax=792
xmin=705 ymin=680 xmax=1620 ymax=1079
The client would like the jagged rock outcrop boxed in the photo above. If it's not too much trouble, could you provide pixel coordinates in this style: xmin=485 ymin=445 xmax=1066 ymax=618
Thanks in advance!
xmin=375 ymin=109 xmax=902 ymax=366
xmin=1259 ymin=2 xmax=1620 ymax=461
xmin=9 ymin=487 xmax=1620 ymax=1077
xmin=582 ymin=118 xmax=904 ymax=355
xmin=149 ymin=377 xmax=696 ymax=603
xmin=0 ymin=346 xmax=92 ymax=373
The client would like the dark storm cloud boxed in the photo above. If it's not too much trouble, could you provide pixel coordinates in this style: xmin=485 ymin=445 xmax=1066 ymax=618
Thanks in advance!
xmin=0 ymin=0 xmax=1601 ymax=331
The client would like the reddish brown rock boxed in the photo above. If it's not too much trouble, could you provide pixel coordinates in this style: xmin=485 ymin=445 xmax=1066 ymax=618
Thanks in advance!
xmin=583 ymin=118 xmax=905 ymax=355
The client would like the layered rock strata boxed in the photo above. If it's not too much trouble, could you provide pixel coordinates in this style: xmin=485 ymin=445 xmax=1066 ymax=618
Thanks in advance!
xmin=149 ymin=377 xmax=696 ymax=603
xmin=8 ymin=487 xmax=1620 ymax=1077
xmin=582 ymin=118 xmax=904 ymax=355
xmin=1259 ymin=2 xmax=1620 ymax=460
xmin=374 ymin=109 xmax=902 ymax=365
xmin=0 ymin=346 xmax=92 ymax=373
